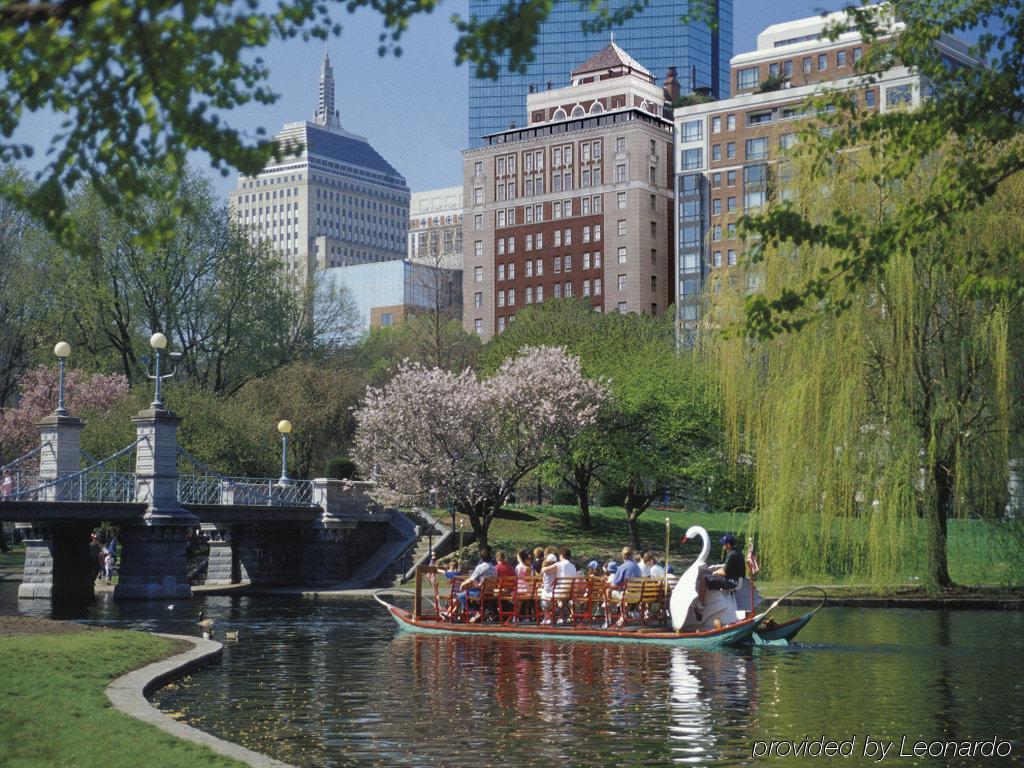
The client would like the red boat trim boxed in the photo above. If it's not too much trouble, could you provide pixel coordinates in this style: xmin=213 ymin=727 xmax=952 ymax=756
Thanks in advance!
xmin=385 ymin=603 xmax=757 ymax=640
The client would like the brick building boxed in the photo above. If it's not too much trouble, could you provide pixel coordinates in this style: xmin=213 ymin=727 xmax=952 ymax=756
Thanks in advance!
xmin=462 ymin=43 xmax=677 ymax=341
xmin=672 ymin=8 xmax=976 ymax=343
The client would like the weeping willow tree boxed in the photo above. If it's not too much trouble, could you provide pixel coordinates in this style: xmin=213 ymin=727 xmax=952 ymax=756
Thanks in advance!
xmin=706 ymin=140 xmax=1024 ymax=591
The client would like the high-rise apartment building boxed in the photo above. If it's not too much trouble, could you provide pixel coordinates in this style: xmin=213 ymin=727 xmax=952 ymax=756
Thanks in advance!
xmin=408 ymin=186 xmax=464 ymax=270
xmin=463 ymin=43 xmax=676 ymax=341
xmin=229 ymin=54 xmax=410 ymax=283
xmin=672 ymin=9 xmax=975 ymax=342
xmin=468 ymin=0 xmax=732 ymax=146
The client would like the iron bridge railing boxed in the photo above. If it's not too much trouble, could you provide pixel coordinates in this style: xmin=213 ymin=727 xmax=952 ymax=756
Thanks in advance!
xmin=177 ymin=475 xmax=315 ymax=506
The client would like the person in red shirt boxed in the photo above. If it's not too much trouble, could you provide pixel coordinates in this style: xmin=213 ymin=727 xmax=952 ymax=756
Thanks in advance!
xmin=495 ymin=550 xmax=516 ymax=579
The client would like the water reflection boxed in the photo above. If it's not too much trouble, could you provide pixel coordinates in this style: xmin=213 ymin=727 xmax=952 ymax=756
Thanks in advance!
xmin=2 ymin=583 xmax=1022 ymax=768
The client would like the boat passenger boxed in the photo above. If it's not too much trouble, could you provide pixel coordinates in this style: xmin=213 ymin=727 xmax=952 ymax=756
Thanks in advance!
xmin=649 ymin=557 xmax=667 ymax=579
xmin=555 ymin=547 xmax=577 ymax=579
xmin=458 ymin=545 xmax=498 ymax=616
xmin=608 ymin=547 xmax=641 ymax=599
xmin=639 ymin=551 xmax=655 ymax=577
xmin=495 ymin=550 xmax=515 ymax=579
xmin=587 ymin=560 xmax=601 ymax=576
xmin=515 ymin=550 xmax=532 ymax=578
xmin=698 ymin=534 xmax=745 ymax=605
xmin=531 ymin=547 xmax=545 ymax=574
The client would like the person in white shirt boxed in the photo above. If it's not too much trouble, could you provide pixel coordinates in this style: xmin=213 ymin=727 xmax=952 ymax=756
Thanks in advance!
xmin=555 ymin=547 xmax=577 ymax=579
xmin=639 ymin=551 xmax=655 ymax=577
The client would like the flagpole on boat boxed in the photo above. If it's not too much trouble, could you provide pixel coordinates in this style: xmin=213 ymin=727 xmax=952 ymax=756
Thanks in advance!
xmin=664 ymin=517 xmax=671 ymax=594
xmin=457 ymin=519 xmax=465 ymax=572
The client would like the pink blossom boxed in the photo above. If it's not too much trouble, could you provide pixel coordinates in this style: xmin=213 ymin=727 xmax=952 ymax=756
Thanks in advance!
xmin=0 ymin=366 xmax=130 ymax=459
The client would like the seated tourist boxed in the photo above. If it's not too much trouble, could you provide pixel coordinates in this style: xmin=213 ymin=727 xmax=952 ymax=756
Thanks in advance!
xmin=697 ymin=534 xmax=745 ymax=606
xmin=457 ymin=545 xmax=498 ymax=619
xmin=555 ymin=547 xmax=577 ymax=579
xmin=587 ymin=560 xmax=601 ymax=576
xmin=649 ymin=557 xmax=667 ymax=579
xmin=531 ymin=547 xmax=545 ymax=574
xmin=515 ymin=549 xmax=532 ymax=578
xmin=495 ymin=550 xmax=515 ymax=579
xmin=639 ymin=551 xmax=655 ymax=577
xmin=539 ymin=552 xmax=558 ymax=601
xmin=608 ymin=547 xmax=641 ymax=599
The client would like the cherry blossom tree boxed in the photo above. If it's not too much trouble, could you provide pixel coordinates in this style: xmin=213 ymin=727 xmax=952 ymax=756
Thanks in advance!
xmin=352 ymin=346 xmax=608 ymax=546
xmin=0 ymin=365 xmax=129 ymax=458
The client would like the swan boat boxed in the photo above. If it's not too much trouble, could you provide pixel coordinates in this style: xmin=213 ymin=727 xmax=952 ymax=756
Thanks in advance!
xmin=375 ymin=526 xmax=824 ymax=648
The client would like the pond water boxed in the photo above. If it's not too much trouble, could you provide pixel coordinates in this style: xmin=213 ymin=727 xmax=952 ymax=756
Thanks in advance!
xmin=3 ymin=582 xmax=1023 ymax=767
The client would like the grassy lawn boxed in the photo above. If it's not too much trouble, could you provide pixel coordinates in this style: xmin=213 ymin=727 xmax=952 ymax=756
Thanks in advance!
xmin=450 ymin=504 xmax=1022 ymax=595
xmin=0 ymin=544 xmax=25 ymax=574
xmin=0 ymin=628 xmax=244 ymax=768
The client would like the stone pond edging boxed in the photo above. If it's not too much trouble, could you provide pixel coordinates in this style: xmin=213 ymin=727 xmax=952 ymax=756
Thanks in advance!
xmin=105 ymin=632 xmax=297 ymax=768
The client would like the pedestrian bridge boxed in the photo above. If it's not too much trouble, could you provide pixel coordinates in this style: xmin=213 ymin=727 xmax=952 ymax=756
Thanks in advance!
xmin=0 ymin=408 xmax=416 ymax=601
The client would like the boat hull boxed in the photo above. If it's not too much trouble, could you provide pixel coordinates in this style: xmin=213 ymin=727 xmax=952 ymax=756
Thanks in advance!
xmin=752 ymin=611 xmax=815 ymax=645
xmin=377 ymin=600 xmax=758 ymax=648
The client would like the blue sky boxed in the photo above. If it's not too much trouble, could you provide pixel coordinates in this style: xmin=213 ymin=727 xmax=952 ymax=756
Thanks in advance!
xmin=16 ymin=1 xmax=849 ymax=200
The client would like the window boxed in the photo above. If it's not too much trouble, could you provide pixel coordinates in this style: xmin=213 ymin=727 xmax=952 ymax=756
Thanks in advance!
xmin=712 ymin=250 xmax=722 ymax=267
xmin=474 ymin=188 xmax=483 ymax=205
xmin=616 ymin=137 xmax=626 ymax=153
xmin=474 ymin=318 xmax=483 ymax=334
xmin=681 ymin=148 xmax=702 ymax=170
xmin=498 ymin=263 xmax=505 ymax=280
xmin=526 ymin=259 xmax=533 ymax=277
xmin=554 ymin=283 xmax=561 ymax=298
xmin=497 ymin=157 xmax=506 ymax=175
xmin=650 ymin=221 xmax=657 ymax=237
xmin=818 ymin=53 xmax=827 ymax=70
xmin=865 ymin=89 xmax=876 ymax=108
xmin=727 ymin=114 xmax=736 ymax=131
xmin=583 ymin=279 xmax=591 ymax=296
xmin=563 ymin=228 xmax=571 ymax=245
xmin=474 ymin=266 xmax=483 ymax=282
xmin=736 ymin=66 xmax=759 ymax=89
xmin=508 ymin=263 xmax=516 ymax=279
xmin=526 ymin=234 xmax=533 ymax=251
xmin=553 ymin=147 xmax=562 ymax=166
xmin=593 ymin=195 xmax=602 ymax=213
xmin=712 ymin=199 xmax=722 ymax=215
xmin=473 ymin=214 xmax=482 ymax=231
xmin=713 ymin=225 xmax=722 ymax=241
xmin=745 ymin=137 xmax=768 ymax=160
xmin=594 ymin=251 xmax=602 ymax=268
xmin=474 ymin=240 xmax=483 ymax=257
xmin=582 ymin=143 xmax=591 ymax=162
xmin=886 ymin=84 xmax=912 ymax=107
xmin=583 ymin=225 xmax=591 ymax=243
xmin=593 ymin=141 xmax=602 ymax=159
xmin=583 ymin=252 xmax=591 ymax=269
xmin=712 ymin=172 xmax=722 ymax=188
xmin=498 ymin=316 xmax=506 ymax=332
xmin=726 ymin=142 xmax=736 ymax=160
xmin=727 ymin=170 xmax=737 ymax=186
xmin=617 ymin=246 xmax=627 ymax=263
xmin=497 ymin=238 xmax=505 ymax=255
xmin=537 ymin=285 xmax=544 ymax=301
xmin=802 ymin=56 xmax=812 ymax=74
xmin=712 ymin=116 xmax=721 ymax=133
xmin=784 ymin=60 xmax=793 ymax=78
xmin=617 ymin=274 xmax=627 ymax=291
xmin=853 ymin=47 xmax=863 ymax=63
xmin=536 ymin=258 xmax=544 ymax=276
xmin=554 ymin=256 xmax=562 ymax=273
xmin=727 ymin=196 xmax=737 ymax=212
xmin=498 ymin=290 xmax=505 ymax=307
xmin=681 ymin=225 xmax=699 ymax=247
xmin=508 ymin=288 xmax=515 ymax=306
xmin=474 ymin=161 xmax=483 ymax=177
xmin=712 ymin=144 xmax=721 ymax=161
xmin=744 ymin=164 xmax=767 ymax=210
xmin=554 ymin=230 xmax=561 ymax=247
xmin=508 ymin=236 xmax=516 ymax=254
xmin=553 ymin=201 xmax=562 ymax=219
xmin=837 ymin=50 xmax=847 ymax=67
xmin=525 ymin=206 xmax=534 ymax=223
xmin=650 ymin=275 xmax=657 ymax=292
xmin=497 ymin=210 xmax=506 ymax=227
xmin=526 ymin=287 xmax=533 ymax=304
xmin=681 ymin=120 xmax=702 ymax=141
xmin=617 ymin=219 xmax=626 ymax=236
xmin=616 ymin=164 xmax=626 ymax=182
xmin=727 ymin=223 xmax=737 ymax=238
xmin=650 ymin=194 xmax=656 ymax=212
xmin=617 ymin=192 xmax=627 ymax=208
xmin=728 ymin=249 xmax=737 ymax=266
xmin=564 ymin=282 xmax=572 ymax=297
xmin=747 ymin=111 xmax=772 ymax=126
xmin=769 ymin=62 xmax=779 ymax=78
xmin=594 ymin=278 xmax=602 ymax=295
xmin=779 ymin=132 xmax=797 ymax=150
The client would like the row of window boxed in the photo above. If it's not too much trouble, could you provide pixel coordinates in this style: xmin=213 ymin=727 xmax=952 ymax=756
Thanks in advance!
xmin=490 ymin=250 xmax=608 ymax=282
xmin=736 ymin=46 xmax=863 ymax=90
xmin=488 ymin=140 xmax=607 ymax=179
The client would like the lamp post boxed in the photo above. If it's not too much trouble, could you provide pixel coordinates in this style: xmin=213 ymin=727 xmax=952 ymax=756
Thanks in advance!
xmin=53 ymin=341 xmax=71 ymax=416
xmin=149 ymin=332 xmax=167 ymax=409
xmin=277 ymin=419 xmax=292 ymax=485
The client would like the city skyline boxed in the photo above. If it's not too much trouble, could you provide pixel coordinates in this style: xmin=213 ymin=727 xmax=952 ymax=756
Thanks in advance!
xmin=12 ymin=0 xmax=848 ymax=200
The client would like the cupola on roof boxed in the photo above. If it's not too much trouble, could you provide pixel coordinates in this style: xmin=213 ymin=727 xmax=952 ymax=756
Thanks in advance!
xmin=571 ymin=41 xmax=653 ymax=80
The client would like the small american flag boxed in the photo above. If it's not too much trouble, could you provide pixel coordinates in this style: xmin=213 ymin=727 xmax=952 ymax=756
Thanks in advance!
xmin=746 ymin=539 xmax=760 ymax=576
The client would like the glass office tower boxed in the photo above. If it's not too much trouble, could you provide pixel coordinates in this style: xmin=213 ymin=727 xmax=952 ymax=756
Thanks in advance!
xmin=467 ymin=0 xmax=732 ymax=146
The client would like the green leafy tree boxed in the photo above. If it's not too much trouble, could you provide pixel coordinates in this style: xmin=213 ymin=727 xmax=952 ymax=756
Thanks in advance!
xmin=709 ymin=145 xmax=1024 ymax=590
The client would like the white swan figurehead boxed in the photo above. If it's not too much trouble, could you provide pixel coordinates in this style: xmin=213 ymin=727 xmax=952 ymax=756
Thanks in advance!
xmin=669 ymin=525 xmax=711 ymax=631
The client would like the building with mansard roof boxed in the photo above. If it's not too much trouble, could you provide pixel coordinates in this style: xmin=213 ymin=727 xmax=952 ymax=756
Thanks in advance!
xmin=229 ymin=53 xmax=410 ymax=283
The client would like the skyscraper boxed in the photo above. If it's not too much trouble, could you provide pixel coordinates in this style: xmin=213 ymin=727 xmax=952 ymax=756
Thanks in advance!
xmin=230 ymin=53 xmax=410 ymax=283
xmin=467 ymin=0 xmax=732 ymax=146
